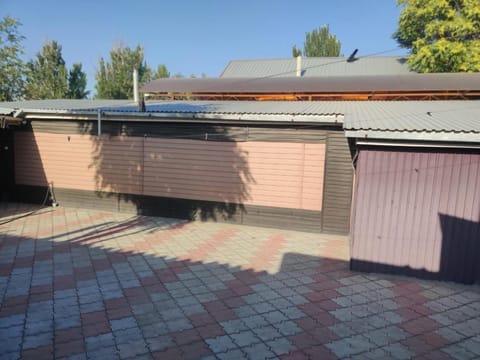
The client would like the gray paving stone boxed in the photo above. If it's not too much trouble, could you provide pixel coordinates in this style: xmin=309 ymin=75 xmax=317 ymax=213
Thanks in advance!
xmin=54 ymin=288 xmax=77 ymax=299
xmin=216 ymin=349 xmax=247 ymax=360
xmin=274 ymin=320 xmax=302 ymax=336
xmin=251 ymin=325 xmax=281 ymax=341
xmin=22 ymin=332 xmax=53 ymax=349
xmin=452 ymin=318 xmax=480 ymax=337
xmin=181 ymin=303 xmax=206 ymax=316
xmin=252 ymin=302 xmax=275 ymax=314
xmin=59 ymin=352 xmax=87 ymax=360
xmin=0 ymin=314 xmax=25 ymax=328
xmin=459 ymin=336 xmax=480 ymax=356
xmin=326 ymin=337 xmax=368 ymax=358
xmin=365 ymin=326 xmax=408 ymax=346
xmin=380 ymin=311 xmax=403 ymax=325
xmin=221 ymin=319 xmax=249 ymax=334
xmin=267 ymin=297 xmax=293 ymax=309
xmin=145 ymin=335 xmax=173 ymax=352
xmin=131 ymin=303 xmax=155 ymax=316
xmin=242 ymin=315 xmax=268 ymax=329
xmin=160 ymin=307 xmax=184 ymax=321
xmin=243 ymin=294 xmax=264 ymax=305
xmin=266 ymin=337 xmax=295 ymax=356
xmin=0 ymin=337 xmax=22 ymax=354
xmin=110 ymin=316 xmax=138 ymax=331
xmin=280 ymin=306 xmax=305 ymax=320
xmin=24 ymin=319 xmax=53 ymax=335
xmin=85 ymin=333 xmax=116 ymax=351
xmin=87 ymin=346 xmax=120 ymax=360
xmin=141 ymin=322 xmax=169 ymax=338
xmin=382 ymin=343 xmax=415 ymax=360
xmin=166 ymin=317 xmax=193 ymax=332
xmin=242 ymin=342 xmax=276 ymax=360
xmin=329 ymin=322 xmax=357 ymax=338
xmin=113 ymin=327 xmax=144 ymax=343
xmin=117 ymin=339 xmax=149 ymax=359
xmin=135 ymin=313 xmax=162 ymax=327
xmin=287 ymin=294 xmax=308 ymax=305
xmin=0 ymin=325 xmax=23 ymax=340
xmin=234 ymin=305 xmax=257 ymax=318
xmin=331 ymin=308 xmax=356 ymax=322
xmin=230 ymin=330 xmax=260 ymax=347
xmin=79 ymin=301 xmax=104 ymax=313
xmin=262 ymin=310 xmax=288 ymax=324
xmin=206 ymin=335 xmax=238 ymax=353
xmin=437 ymin=326 xmax=468 ymax=342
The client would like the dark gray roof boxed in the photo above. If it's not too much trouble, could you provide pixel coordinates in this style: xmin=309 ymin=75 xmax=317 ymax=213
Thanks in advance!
xmin=140 ymin=73 xmax=480 ymax=94
xmin=220 ymin=56 xmax=413 ymax=77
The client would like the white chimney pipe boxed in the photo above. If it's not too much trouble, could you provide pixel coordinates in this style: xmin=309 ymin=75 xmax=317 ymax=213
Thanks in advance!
xmin=133 ymin=67 xmax=139 ymax=102
xmin=296 ymin=56 xmax=302 ymax=77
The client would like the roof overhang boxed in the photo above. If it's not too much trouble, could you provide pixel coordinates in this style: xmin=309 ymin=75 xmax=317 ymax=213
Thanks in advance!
xmin=141 ymin=74 xmax=480 ymax=101
xmin=18 ymin=109 xmax=343 ymax=126
xmin=345 ymin=130 xmax=480 ymax=144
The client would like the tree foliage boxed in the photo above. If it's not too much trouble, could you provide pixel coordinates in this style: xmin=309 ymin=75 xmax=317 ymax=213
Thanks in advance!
xmin=0 ymin=16 xmax=25 ymax=101
xmin=68 ymin=63 xmax=89 ymax=99
xmin=25 ymin=40 xmax=68 ymax=99
xmin=292 ymin=25 xmax=341 ymax=57
xmin=153 ymin=64 xmax=170 ymax=79
xmin=25 ymin=40 xmax=89 ymax=99
xmin=394 ymin=0 xmax=480 ymax=72
xmin=95 ymin=44 xmax=154 ymax=99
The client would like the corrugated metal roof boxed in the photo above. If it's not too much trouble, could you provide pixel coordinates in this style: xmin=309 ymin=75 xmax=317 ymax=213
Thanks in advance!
xmin=0 ymin=100 xmax=345 ymax=125
xmin=220 ymin=56 xmax=413 ymax=78
xmin=344 ymin=101 xmax=480 ymax=132
xmin=0 ymin=100 xmax=345 ymax=116
xmin=140 ymin=73 xmax=480 ymax=94
xmin=344 ymin=100 xmax=480 ymax=143
xmin=2 ymin=99 xmax=479 ymax=142
xmin=0 ymin=99 xmax=133 ymax=112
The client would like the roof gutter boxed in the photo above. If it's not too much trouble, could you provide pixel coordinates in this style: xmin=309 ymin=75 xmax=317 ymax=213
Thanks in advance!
xmin=22 ymin=111 xmax=344 ymax=126
xmin=355 ymin=139 xmax=480 ymax=149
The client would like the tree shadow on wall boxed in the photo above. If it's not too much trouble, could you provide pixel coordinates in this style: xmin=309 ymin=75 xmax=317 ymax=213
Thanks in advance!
xmin=351 ymin=213 xmax=480 ymax=285
xmin=77 ymin=111 xmax=254 ymax=222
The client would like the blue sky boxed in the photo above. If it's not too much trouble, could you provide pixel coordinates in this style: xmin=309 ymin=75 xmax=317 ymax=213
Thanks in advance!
xmin=3 ymin=0 xmax=406 ymax=94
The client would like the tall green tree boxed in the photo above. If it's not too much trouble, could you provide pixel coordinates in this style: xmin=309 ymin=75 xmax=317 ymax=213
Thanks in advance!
xmin=153 ymin=64 xmax=170 ymax=79
xmin=394 ymin=0 xmax=480 ymax=72
xmin=25 ymin=40 xmax=68 ymax=99
xmin=292 ymin=25 xmax=341 ymax=57
xmin=95 ymin=44 xmax=153 ymax=99
xmin=0 ymin=16 xmax=25 ymax=101
xmin=67 ymin=63 xmax=89 ymax=99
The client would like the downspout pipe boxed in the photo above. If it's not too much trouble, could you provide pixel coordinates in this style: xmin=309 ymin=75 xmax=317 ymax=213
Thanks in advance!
xmin=97 ymin=110 xmax=102 ymax=136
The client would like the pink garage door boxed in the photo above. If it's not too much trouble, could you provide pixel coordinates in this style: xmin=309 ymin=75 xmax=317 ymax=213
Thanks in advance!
xmin=350 ymin=149 xmax=480 ymax=284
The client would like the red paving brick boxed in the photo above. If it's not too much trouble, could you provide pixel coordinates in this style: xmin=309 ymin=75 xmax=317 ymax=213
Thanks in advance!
xmin=22 ymin=345 xmax=53 ymax=360
xmin=402 ymin=317 xmax=442 ymax=335
xmin=55 ymin=327 xmax=83 ymax=343
xmin=1 ymin=204 xmax=480 ymax=360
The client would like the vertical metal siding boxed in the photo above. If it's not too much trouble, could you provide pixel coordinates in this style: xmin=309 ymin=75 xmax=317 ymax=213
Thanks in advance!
xmin=321 ymin=131 xmax=354 ymax=234
xmin=14 ymin=132 xmax=326 ymax=212
xmin=350 ymin=149 xmax=480 ymax=284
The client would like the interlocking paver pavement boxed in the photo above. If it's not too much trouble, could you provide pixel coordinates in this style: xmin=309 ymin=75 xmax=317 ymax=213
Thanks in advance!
xmin=1 ymin=203 xmax=480 ymax=359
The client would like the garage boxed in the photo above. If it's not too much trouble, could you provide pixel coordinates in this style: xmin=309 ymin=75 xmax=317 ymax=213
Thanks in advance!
xmin=346 ymin=101 xmax=480 ymax=284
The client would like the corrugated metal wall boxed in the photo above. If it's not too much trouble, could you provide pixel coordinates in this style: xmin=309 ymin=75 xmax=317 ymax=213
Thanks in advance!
xmin=350 ymin=148 xmax=480 ymax=284
xmin=321 ymin=132 xmax=354 ymax=234
xmin=14 ymin=132 xmax=325 ymax=212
